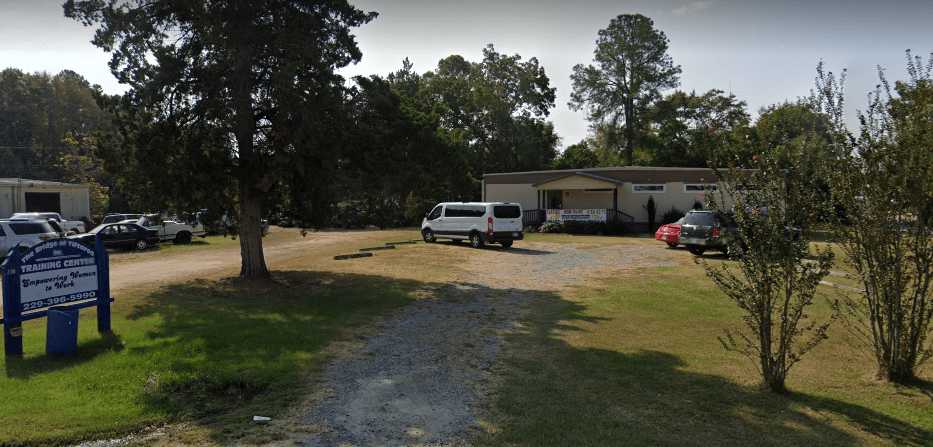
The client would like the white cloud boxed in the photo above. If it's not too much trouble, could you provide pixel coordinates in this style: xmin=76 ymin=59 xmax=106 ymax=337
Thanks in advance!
xmin=672 ymin=1 xmax=716 ymax=16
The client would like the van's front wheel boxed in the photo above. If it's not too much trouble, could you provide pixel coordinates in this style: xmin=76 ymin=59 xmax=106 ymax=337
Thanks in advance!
xmin=422 ymin=229 xmax=436 ymax=243
xmin=469 ymin=232 xmax=485 ymax=249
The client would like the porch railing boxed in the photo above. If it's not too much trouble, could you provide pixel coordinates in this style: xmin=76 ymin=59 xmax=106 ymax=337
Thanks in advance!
xmin=522 ymin=209 xmax=545 ymax=227
xmin=608 ymin=209 xmax=635 ymax=223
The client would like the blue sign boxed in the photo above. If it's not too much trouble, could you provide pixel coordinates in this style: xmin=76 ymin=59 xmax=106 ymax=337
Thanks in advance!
xmin=1 ymin=237 xmax=112 ymax=357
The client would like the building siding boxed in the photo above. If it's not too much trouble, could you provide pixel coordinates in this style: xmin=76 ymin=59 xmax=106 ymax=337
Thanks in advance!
xmin=484 ymin=183 xmax=539 ymax=211
xmin=0 ymin=179 xmax=90 ymax=220
xmin=484 ymin=177 xmax=730 ymax=224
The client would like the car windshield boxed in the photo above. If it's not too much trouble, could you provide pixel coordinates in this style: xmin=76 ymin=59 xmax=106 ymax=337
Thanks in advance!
xmin=47 ymin=220 xmax=64 ymax=233
xmin=684 ymin=212 xmax=717 ymax=226
xmin=138 ymin=215 xmax=160 ymax=226
xmin=88 ymin=224 xmax=108 ymax=234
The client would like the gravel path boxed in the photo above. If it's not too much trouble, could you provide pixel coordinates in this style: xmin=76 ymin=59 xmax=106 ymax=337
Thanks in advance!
xmin=304 ymin=284 xmax=527 ymax=446
xmin=301 ymin=239 xmax=671 ymax=446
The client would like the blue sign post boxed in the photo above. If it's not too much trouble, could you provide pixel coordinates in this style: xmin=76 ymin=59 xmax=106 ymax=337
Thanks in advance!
xmin=1 ymin=237 xmax=112 ymax=357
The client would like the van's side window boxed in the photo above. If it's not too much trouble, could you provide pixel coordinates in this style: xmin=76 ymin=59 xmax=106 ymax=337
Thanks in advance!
xmin=428 ymin=206 xmax=443 ymax=220
xmin=445 ymin=205 xmax=485 ymax=217
xmin=468 ymin=206 xmax=486 ymax=217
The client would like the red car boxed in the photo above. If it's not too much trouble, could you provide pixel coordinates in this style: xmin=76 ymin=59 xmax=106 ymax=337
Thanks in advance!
xmin=655 ymin=217 xmax=684 ymax=248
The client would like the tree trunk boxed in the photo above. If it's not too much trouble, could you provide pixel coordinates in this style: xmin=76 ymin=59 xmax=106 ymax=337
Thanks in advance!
xmin=230 ymin=22 xmax=268 ymax=280
xmin=238 ymin=184 xmax=269 ymax=279
xmin=765 ymin=369 xmax=787 ymax=394
xmin=623 ymin=100 xmax=636 ymax=166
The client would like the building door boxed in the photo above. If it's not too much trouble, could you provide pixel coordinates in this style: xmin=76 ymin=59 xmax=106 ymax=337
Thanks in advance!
xmin=547 ymin=190 xmax=563 ymax=209
xmin=25 ymin=192 xmax=62 ymax=213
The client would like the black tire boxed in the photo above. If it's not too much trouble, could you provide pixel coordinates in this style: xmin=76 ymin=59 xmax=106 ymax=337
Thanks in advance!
xmin=134 ymin=239 xmax=148 ymax=251
xmin=422 ymin=228 xmax=436 ymax=243
xmin=174 ymin=231 xmax=192 ymax=244
xmin=500 ymin=240 xmax=513 ymax=249
xmin=687 ymin=245 xmax=706 ymax=256
xmin=666 ymin=242 xmax=678 ymax=249
xmin=469 ymin=232 xmax=484 ymax=249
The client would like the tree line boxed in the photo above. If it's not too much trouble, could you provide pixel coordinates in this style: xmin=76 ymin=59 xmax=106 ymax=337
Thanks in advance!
xmin=3 ymin=8 xmax=829 ymax=236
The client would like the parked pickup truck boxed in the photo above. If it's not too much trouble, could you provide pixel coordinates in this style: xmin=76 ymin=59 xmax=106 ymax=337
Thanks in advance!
xmin=129 ymin=214 xmax=207 ymax=244
xmin=10 ymin=212 xmax=85 ymax=234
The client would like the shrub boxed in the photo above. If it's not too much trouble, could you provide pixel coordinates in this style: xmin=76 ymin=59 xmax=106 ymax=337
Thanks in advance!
xmin=660 ymin=207 xmax=684 ymax=225
xmin=538 ymin=221 xmax=564 ymax=233
xmin=644 ymin=196 xmax=657 ymax=231
xmin=562 ymin=221 xmax=585 ymax=234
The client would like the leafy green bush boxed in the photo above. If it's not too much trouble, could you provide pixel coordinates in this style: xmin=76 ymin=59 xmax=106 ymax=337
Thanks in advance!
xmin=661 ymin=207 xmax=684 ymax=225
xmin=538 ymin=221 xmax=564 ymax=233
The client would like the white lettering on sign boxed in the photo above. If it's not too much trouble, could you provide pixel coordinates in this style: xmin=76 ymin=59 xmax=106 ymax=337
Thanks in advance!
xmin=20 ymin=265 xmax=98 ymax=305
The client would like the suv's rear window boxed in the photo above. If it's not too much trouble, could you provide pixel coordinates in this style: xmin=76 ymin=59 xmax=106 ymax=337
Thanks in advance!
xmin=493 ymin=205 xmax=521 ymax=219
xmin=9 ymin=222 xmax=54 ymax=235
xmin=684 ymin=212 xmax=717 ymax=226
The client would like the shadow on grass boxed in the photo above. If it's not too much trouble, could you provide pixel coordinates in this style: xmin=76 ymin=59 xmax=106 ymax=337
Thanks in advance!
xmin=480 ymin=293 xmax=933 ymax=447
xmin=493 ymin=247 xmax=554 ymax=256
xmin=438 ymin=241 xmax=555 ymax=255
xmin=4 ymin=332 xmax=124 ymax=379
xmin=122 ymin=271 xmax=419 ymax=424
xmin=158 ymin=240 xmax=212 ymax=249
xmin=122 ymin=270 xmax=558 ymax=444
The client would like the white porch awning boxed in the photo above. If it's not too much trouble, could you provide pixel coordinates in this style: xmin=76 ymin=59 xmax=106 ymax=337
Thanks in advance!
xmin=532 ymin=172 xmax=624 ymax=190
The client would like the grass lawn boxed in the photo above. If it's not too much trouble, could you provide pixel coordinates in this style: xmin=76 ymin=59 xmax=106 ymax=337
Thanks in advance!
xmin=0 ymin=230 xmax=428 ymax=445
xmin=523 ymin=232 xmax=652 ymax=246
xmin=106 ymin=233 xmax=255 ymax=263
xmin=478 ymin=245 xmax=933 ymax=446
xmin=1 ymin=230 xmax=929 ymax=445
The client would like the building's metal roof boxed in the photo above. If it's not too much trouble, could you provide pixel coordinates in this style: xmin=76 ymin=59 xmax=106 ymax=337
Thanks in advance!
xmin=0 ymin=178 xmax=88 ymax=188
xmin=484 ymin=166 xmax=721 ymax=185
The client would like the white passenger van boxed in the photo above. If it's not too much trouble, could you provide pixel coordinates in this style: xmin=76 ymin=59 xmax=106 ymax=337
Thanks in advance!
xmin=421 ymin=202 xmax=523 ymax=248
xmin=0 ymin=219 xmax=59 ymax=258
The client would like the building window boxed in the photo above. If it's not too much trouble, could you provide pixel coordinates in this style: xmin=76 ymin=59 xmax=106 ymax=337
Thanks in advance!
xmin=684 ymin=184 xmax=718 ymax=192
xmin=633 ymin=184 xmax=665 ymax=193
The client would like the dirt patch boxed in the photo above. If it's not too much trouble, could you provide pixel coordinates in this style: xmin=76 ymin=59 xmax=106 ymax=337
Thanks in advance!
xmin=296 ymin=237 xmax=674 ymax=446
xmin=458 ymin=240 xmax=674 ymax=291
xmin=107 ymin=230 xmax=362 ymax=292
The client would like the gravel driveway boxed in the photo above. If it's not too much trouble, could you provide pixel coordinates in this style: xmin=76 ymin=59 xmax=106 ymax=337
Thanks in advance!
xmin=300 ymin=238 xmax=671 ymax=446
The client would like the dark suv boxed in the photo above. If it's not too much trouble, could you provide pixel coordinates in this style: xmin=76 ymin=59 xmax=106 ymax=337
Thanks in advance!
xmin=678 ymin=210 xmax=735 ymax=256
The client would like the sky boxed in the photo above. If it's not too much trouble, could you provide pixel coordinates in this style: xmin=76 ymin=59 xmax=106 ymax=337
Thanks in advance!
xmin=2 ymin=0 xmax=931 ymax=149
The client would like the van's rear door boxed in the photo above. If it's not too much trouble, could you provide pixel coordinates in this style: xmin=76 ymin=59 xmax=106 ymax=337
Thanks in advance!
xmin=492 ymin=205 xmax=523 ymax=232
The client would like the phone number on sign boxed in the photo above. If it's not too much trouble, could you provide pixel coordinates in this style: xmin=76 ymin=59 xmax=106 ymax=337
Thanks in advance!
xmin=22 ymin=291 xmax=97 ymax=311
